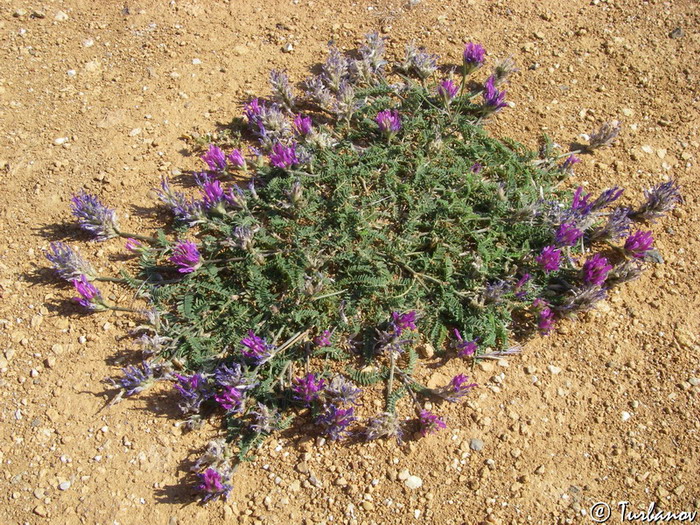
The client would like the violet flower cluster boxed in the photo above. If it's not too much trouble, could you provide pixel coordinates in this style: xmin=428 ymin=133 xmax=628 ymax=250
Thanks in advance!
xmin=72 ymin=275 xmax=106 ymax=311
xmin=197 ymin=468 xmax=233 ymax=502
xmin=376 ymin=109 xmax=401 ymax=138
xmin=482 ymin=76 xmax=507 ymax=114
xmin=463 ymin=42 xmax=486 ymax=74
xmin=169 ymin=240 xmax=202 ymax=273
xmin=433 ymin=374 xmax=477 ymax=403
xmin=71 ymin=191 xmax=119 ymax=240
xmin=110 ymin=361 xmax=159 ymax=397
xmin=291 ymin=373 xmax=325 ymax=406
xmin=418 ymin=410 xmax=447 ymax=437
xmin=239 ymin=331 xmax=276 ymax=365
xmin=45 ymin=242 xmax=96 ymax=281
xmin=452 ymin=329 xmax=478 ymax=358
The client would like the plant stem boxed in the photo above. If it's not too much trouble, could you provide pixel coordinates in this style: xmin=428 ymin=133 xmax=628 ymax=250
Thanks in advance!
xmin=386 ymin=350 xmax=396 ymax=399
xmin=95 ymin=276 xmax=129 ymax=283
xmin=115 ymin=229 xmax=159 ymax=244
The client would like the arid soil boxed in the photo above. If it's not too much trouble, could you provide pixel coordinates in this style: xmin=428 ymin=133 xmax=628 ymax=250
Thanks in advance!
xmin=0 ymin=0 xmax=698 ymax=524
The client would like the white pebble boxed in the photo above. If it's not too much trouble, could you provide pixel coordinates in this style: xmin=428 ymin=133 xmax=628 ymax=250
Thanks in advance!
xmin=55 ymin=11 xmax=69 ymax=21
xmin=58 ymin=481 xmax=71 ymax=491
xmin=192 ymin=58 xmax=201 ymax=65
xmin=404 ymin=476 xmax=423 ymax=489
xmin=54 ymin=137 xmax=69 ymax=145
xmin=621 ymin=411 xmax=631 ymax=422
xmin=67 ymin=69 xmax=76 ymax=77
xmin=83 ymin=38 xmax=94 ymax=47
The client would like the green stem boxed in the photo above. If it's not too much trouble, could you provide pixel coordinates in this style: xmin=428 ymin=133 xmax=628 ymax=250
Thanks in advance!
xmin=386 ymin=350 xmax=396 ymax=400
xmin=95 ymin=276 xmax=129 ymax=283
xmin=115 ymin=229 xmax=159 ymax=244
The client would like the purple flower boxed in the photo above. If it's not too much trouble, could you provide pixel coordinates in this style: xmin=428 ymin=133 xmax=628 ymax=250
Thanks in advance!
xmin=270 ymin=69 xmax=296 ymax=112
xmin=45 ymin=242 xmax=96 ymax=281
xmin=201 ymin=179 xmax=227 ymax=210
xmin=463 ymin=42 xmax=486 ymax=74
xmin=587 ymin=120 xmax=621 ymax=150
xmin=70 ymin=191 xmax=119 ymax=240
xmin=197 ymin=468 xmax=232 ymax=502
xmin=169 ymin=240 xmax=201 ymax=273
xmin=492 ymin=56 xmax=518 ymax=85
xmin=452 ymin=329 xmax=478 ymax=357
xmin=244 ymin=98 xmax=263 ymax=125
xmin=313 ymin=330 xmax=332 ymax=347
xmin=72 ymin=275 xmax=106 ymax=311
xmin=326 ymin=376 xmax=361 ymax=405
xmin=556 ymin=286 xmax=607 ymax=317
xmin=376 ymin=109 xmax=401 ymax=137
xmin=227 ymin=149 xmax=246 ymax=169
xmin=482 ymin=76 xmax=507 ymax=113
xmin=214 ymin=363 xmax=256 ymax=391
xmin=214 ymin=386 xmax=244 ymax=413
xmin=391 ymin=310 xmax=417 ymax=336
xmin=571 ymin=186 xmax=593 ymax=215
xmin=240 ymin=331 xmax=275 ymax=364
xmin=535 ymin=246 xmax=561 ymax=273
xmin=293 ymin=114 xmax=313 ymax=136
xmin=401 ymin=43 xmax=439 ymax=80
xmin=561 ymin=155 xmax=581 ymax=172
xmin=581 ymin=253 xmax=613 ymax=286
xmin=125 ymin=238 xmax=147 ymax=254
xmin=483 ymin=280 xmax=509 ymax=304
xmin=434 ymin=374 xmax=477 ymax=403
xmin=437 ymin=79 xmax=459 ymax=103
xmin=201 ymin=144 xmax=227 ymax=172
xmin=173 ymin=372 xmax=211 ymax=415
xmin=624 ymin=230 xmax=654 ymax=259
xmin=555 ymin=223 xmax=583 ymax=247
xmin=249 ymin=402 xmax=281 ymax=434
xmin=322 ymin=45 xmax=350 ymax=92
xmin=606 ymin=260 xmax=643 ymax=287
xmin=357 ymin=31 xmax=387 ymax=78
xmin=630 ymin=180 xmax=682 ymax=222
xmin=315 ymin=403 xmax=356 ymax=441
xmin=226 ymin=186 xmax=247 ymax=209
xmin=109 ymin=361 xmax=158 ymax=397
xmin=291 ymin=373 xmax=326 ymax=406
xmin=538 ymin=307 xmax=556 ymax=335
xmin=269 ymin=142 xmax=299 ymax=169
xmin=588 ymin=207 xmax=631 ymax=242
xmin=591 ymin=187 xmax=624 ymax=211
xmin=155 ymin=178 xmax=206 ymax=226
xmin=418 ymin=410 xmax=447 ymax=437
xmin=514 ymin=273 xmax=530 ymax=297
xmin=364 ymin=411 xmax=404 ymax=443
xmin=470 ymin=162 xmax=483 ymax=174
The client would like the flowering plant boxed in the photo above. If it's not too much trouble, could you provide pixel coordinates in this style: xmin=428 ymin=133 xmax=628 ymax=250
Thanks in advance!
xmin=44 ymin=35 xmax=680 ymax=502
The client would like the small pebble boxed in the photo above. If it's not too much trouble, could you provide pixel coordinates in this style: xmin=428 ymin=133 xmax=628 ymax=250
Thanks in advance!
xmin=470 ymin=438 xmax=484 ymax=452
xmin=547 ymin=365 xmax=561 ymax=375
xmin=55 ymin=11 xmax=69 ymax=21
xmin=59 ymin=481 xmax=71 ymax=491
xmin=404 ymin=476 xmax=423 ymax=489
xmin=621 ymin=411 xmax=631 ymax=421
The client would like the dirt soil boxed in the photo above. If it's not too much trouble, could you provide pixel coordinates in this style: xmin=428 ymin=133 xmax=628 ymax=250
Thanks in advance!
xmin=0 ymin=0 xmax=698 ymax=524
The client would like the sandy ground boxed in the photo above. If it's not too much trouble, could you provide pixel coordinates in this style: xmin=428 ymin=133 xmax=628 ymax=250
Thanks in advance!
xmin=0 ymin=0 xmax=698 ymax=523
